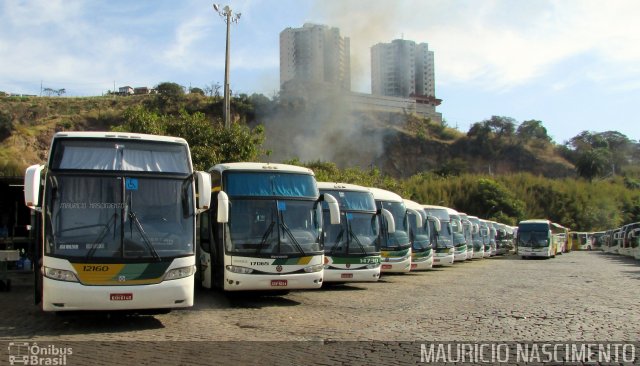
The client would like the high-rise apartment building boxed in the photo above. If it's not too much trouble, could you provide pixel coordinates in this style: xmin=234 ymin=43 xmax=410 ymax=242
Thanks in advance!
xmin=371 ymin=39 xmax=435 ymax=98
xmin=280 ymin=23 xmax=351 ymax=90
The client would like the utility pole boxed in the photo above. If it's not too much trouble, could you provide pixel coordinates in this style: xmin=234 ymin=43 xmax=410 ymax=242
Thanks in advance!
xmin=213 ymin=4 xmax=241 ymax=129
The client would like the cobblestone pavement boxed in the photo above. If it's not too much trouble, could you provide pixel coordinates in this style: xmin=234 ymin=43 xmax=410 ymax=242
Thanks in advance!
xmin=1 ymin=251 xmax=638 ymax=365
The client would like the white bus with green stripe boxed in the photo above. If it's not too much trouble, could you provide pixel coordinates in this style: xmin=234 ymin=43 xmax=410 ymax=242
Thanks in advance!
xmin=318 ymin=182 xmax=394 ymax=282
xmin=404 ymin=199 xmax=436 ymax=271
xmin=368 ymin=188 xmax=411 ymax=273
xmin=447 ymin=208 xmax=468 ymax=262
xmin=467 ymin=216 xmax=485 ymax=259
xmin=24 ymin=132 xmax=211 ymax=312
xmin=198 ymin=163 xmax=340 ymax=291
xmin=423 ymin=205 xmax=454 ymax=266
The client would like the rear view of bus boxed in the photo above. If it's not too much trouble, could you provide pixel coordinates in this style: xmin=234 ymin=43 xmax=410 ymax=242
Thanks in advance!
xmin=423 ymin=205 xmax=454 ymax=266
xmin=24 ymin=132 xmax=211 ymax=311
xmin=368 ymin=188 xmax=411 ymax=273
xmin=518 ymin=219 xmax=554 ymax=259
xmin=318 ymin=182 xmax=386 ymax=282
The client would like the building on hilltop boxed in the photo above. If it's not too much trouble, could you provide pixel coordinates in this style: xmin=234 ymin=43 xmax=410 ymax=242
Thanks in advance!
xmin=280 ymin=23 xmax=351 ymax=91
xmin=371 ymin=39 xmax=436 ymax=99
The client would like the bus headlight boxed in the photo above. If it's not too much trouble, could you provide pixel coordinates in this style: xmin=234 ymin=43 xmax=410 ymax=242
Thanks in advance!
xmin=448 ymin=248 xmax=454 ymax=254
xmin=303 ymin=264 xmax=324 ymax=273
xmin=366 ymin=263 xmax=381 ymax=269
xmin=163 ymin=265 xmax=196 ymax=281
xmin=225 ymin=265 xmax=254 ymax=274
xmin=44 ymin=267 xmax=79 ymax=282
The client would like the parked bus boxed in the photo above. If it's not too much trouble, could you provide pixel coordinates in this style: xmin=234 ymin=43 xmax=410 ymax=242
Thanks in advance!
xmin=368 ymin=188 xmax=411 ymax=273
xmin=467 ymin=216 xmax=485 ymax=259
xmin=479 ymin=219 xmax=493 ymax=258
xmin=620 ymin=223 xmax=640 ymax=257
xmin=24 ymin=132 xmax=211 ymax=311
xmin=551 ymin=223 xmax=567 ymax=254
xmin=318 ymin=182 xmax=390 ymax=282
xmin=404 ymin=199 xmax=434 ymax=271
xmin=447 ymin=208 xmax=468 ymax=262
xmin=458 ymin=213 xmax=474 ymax=260
xmin=591 ymin=231 xmax=606 ymax=251
xmin=198 ymin=163 xmax=340 ymax=291
xmin=423 ymin=205 xmax=453 ymax=266
xmin=517 ymin=219 xmax=556 ymax=259
xmin=630 ymin=227 xmax=640 ymax=260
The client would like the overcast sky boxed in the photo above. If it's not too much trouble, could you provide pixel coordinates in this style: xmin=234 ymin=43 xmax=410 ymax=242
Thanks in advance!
xmin=1 ymin=0 xmax=639 ymax=143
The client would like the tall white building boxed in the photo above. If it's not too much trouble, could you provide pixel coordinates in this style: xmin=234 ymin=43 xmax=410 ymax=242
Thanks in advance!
xmin=280 ymin=23 xmax=351 ymax=91
xmin=371 ymin=39 xmax=435 ymax=98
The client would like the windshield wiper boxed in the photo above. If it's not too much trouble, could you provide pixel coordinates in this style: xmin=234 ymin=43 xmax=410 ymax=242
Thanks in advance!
xmin=348 ymin=228 xmax=367 ymax=255
xmin=128 ymin=210 xmax=161 ymax=261
xmin=279 ymin=212 xmax=306 ymax=256
xmin=255 ymin=221 xmax=275 ymax=255
xmin=86 ymin=212 xmax=118 ymax=260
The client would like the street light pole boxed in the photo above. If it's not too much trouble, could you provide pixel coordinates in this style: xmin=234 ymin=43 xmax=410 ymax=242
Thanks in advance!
xmin=213 ymin=4 xmax=241 ymax=129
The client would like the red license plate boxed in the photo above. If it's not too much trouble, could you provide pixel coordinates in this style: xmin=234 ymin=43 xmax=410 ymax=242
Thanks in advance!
xmin=434 ymin=259 xmax=440 ymax=262
xmin=411 ymin=264 xmax=417 ymax=269
xmin=271 ymin=280 xmax=288 ymax=287
xmin=341 ymin=273 xmax=353 ymax=279
xmin=110 ymin=293 xmax=133 ymax=301
xmin=381 ymin=264 xmax=392 ymax=269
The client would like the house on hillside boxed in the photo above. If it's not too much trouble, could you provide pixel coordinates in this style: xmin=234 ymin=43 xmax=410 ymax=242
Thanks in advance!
xmin=118 ymin=86 xmax=134 ymax=95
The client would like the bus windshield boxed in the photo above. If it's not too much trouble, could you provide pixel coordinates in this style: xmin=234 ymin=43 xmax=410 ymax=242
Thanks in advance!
xmin=377 ymin=201 xmax=409 ymax=249
xmin=518 ymin=230 xmax=550 ymax=247
xmin=227 ymin=199 xmax=322 ymax=256
xmin=409 ymin=210 xmax=431 ymax=250
xmin=46 ymin=175 xmax=195 ymax=259
xmin=323 ymin=211 xmax=380 ymax=255
xmin=431 ymin=221 xmax=453 ymax=248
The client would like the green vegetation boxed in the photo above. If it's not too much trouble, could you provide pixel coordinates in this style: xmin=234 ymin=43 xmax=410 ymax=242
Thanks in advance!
xmin=1 ymin=88 xmax=638 ymax=231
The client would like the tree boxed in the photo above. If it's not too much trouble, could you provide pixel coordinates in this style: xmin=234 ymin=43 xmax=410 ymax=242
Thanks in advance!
xmin=112 ymin=106 xmax=265 ymax=170
xmin=189 ymin=87 xmax=205 ymax=96
xmin=154 ymin=82 xmax=185 ymax=111
xmin=516 ymin=120 xmax=552 ymax=143
xmin=575 ymin=148 xmax=611 ymax=181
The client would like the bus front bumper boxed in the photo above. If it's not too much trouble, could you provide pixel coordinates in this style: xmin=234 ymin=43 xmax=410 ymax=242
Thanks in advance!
xmin=323 ymin=267 xmax=381 ymax=282
xmin=433 ymin=254 xmax=454 ymax=266
xmin=42 ymin=276 xmax=194 ymax=312
xmin=223 ymin=270 xmax=323 ymax=291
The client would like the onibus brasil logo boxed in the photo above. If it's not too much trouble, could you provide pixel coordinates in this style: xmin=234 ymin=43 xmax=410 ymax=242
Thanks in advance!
xmin=8 ymin=342 xmax=72 ymax=365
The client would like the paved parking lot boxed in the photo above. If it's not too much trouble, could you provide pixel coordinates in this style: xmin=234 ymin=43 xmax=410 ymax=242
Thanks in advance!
xmin=1 ymin=251 xmax=638 ymax=364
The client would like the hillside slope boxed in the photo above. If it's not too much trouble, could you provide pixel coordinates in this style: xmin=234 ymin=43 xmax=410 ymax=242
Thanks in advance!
xmin=0 ymin=95 xmax=575 ymax=178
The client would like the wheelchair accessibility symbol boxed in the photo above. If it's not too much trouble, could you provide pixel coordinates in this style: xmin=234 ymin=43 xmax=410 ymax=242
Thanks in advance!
xmin=125 ymin=178 xmax=138 ymax=191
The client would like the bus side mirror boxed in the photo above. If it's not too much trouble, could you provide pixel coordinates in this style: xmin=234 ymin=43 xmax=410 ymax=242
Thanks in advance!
xmin=322 ymin=193 xmax=341 ymax=225
xmin=217 ymin=190 xmax=229 ymax=223
xmin=381 ymin=208 xmax=395 ymax=234
xmin=407 ymin=208 xmax=422 ymax=229
xmin=428 ymin=216 xmax=441 ymax=232
xmin=24 ymin=164 xmax=44 ymax=210
xmin=195 ymin=171 xmax=211 ymax=213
